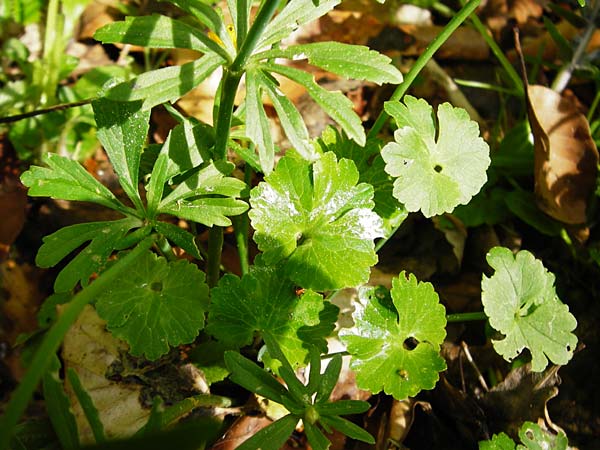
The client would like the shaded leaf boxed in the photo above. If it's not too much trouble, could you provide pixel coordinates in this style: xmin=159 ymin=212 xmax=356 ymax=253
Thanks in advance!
xmin=96 ymin=251 xmax=209 ymax=360
xmin=236 ymin=414 xmax=298 ymax=450
xmin=249 ymin=152 xmax=383 ymax=290
xmin=482 ymin=247 xmax=577 ymax=371
xmin=381 ymin=96 xmax=490 ymax=217
xmin=340 ymin=274 xmax=447 ymax=400
xmin=153 ymin=221 xmax=202 ymax=260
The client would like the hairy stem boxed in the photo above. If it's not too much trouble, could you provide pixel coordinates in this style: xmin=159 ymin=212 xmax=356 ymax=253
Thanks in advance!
xmin=0 ymin=237 xmax=155 ymax=450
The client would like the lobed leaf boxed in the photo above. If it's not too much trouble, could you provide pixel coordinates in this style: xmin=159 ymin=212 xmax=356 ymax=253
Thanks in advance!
xmin=95 ymin=251 xmax=209 ymax=360
xmin=263 ymin=62 xmax=365 ymax=146
xmin=20 ymin=153 xmax=125 ymax=212
xmin=36 ymin=218 xmax=141 ymax=292
xmin=257 ymin=42 xmax=403 ymax=85
xmin=207 ymin=265 xmax=337 ymax=368
xmin=104 ymin=53 xmax=224 ymax=110
xmin=94 ymin=15 xmax=228 ymax=59
xmin=249 ymin=152 xmax=383 ymax=290
xmin=481 ymin=247 xmax=577 ymax=372
xmin=340 ymin=274 xmax=447 ymax=400
xmin=381 ymin=96 xmax=490 ymax=217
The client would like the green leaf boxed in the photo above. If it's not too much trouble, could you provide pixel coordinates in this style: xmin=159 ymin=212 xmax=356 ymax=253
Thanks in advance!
xmin=42 ymin=357 xmax=79 ymax=450
xmin=316 ymin=127 xmax=407 ymax=235
xmin=104 ymin=53 xmax=224 ymax=110
xmin=249 ymin=152 xmax=383 ymax=290
xmin=517 ymin=421 xmax=568 ymax=450
xmin=158 ymin=161 xmax=248 ymax=227
xmin=153 ymin=221 xmax=202 ymax=260
xmin=263 ymin=62 xmax=365 ymax=146
xmin=94 ymin=15 xmax=228 ymax=59
xmin=95 ymin=251 xmax=209 ymax=360
xmin=340 ymin=274 xmax=447 ymax=400
xmin=481 ymin=247 xmax=577 ymax=372
xmin=319 ymin=415 xmax=375 ymax=444
xmin=245 ymin=68 xmax=276 ymax=174
xmin=256 ymin=69 xmax=316 ymax=162
xmin=36 ymin=218 xmax=140 ymax=292
xmin=20 ymin=153 xmax=125 ymax=212
xmin=479 ymin=432 xmax=516 ymax=450
xmin=257 ymin=42 xmax=402 ymax=85
xmin=66 ymin=368 xmax=106 ymax=444
xmin=207 ymin=265 xmax=337 ymax=368
xmin=93 ymin=98 xmax=150 ymax=209
xmin=303 ymin=421 xmax=330 ymax=450
xmin=236 ymin=414 xmax=299 ymax=450
xmin=315 ymin=354 xmax=342 ymax=403
xmin=315 ymin=400 xmax=370 ymax=416
xmin=258 ymin=0 xmax=340 ymax=48
xmin=505 ymin=189 xmax=563 ymax=236
xmin=381 ymin=96 xmax=490 ymax=217
xmin=224 ymin=351 xmax=289 ymax=405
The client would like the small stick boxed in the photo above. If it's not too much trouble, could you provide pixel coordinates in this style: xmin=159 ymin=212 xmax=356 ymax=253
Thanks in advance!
xmin=460 ymin=341 xmax=489 ymax=392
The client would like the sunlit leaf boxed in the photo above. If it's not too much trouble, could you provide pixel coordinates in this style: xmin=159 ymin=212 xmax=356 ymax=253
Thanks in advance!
xmin=482 ymin=247 xmax=577 ymax=371
xmin=249 ymin=152 xmax=383 ymax=290
xmin=381 ymin=96 xmax=490 ymax=217
xmin=340 ymin=274 xmax=447 ymax=400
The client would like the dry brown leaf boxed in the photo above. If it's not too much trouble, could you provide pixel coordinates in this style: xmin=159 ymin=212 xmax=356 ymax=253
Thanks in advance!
xmin=526 ymin=85 xmax=598 ymax=224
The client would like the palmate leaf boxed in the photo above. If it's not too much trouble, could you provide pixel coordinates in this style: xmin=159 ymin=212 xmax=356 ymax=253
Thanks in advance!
xmin=20 ymin=153 xmax=127 ymax=213
xmin=36 ymin=218 xmax=141 ymax=292
xmin=207 ymin=265 xmax=338 ymax=368
xmin=381 ymin=96 xmax=490 ymax=217
xmin=94 ymin=14 xmax=229 ymax=60
xmin=96 ymin=251 xmax=209 ymax=360
xmin=257 ymin=42 xmax=402 ymax=85
xmin=262 ymin=62 xmax=365 ymax=146
xmin=481 ymin=247 xmax=577 ymax=372
xmin=249 ymin=152 xmax=383 ymax=290
xmin=340 ymin=274 xmax=447 ymax=400
xmin=103 ymin=53 xmax=224 ymax=110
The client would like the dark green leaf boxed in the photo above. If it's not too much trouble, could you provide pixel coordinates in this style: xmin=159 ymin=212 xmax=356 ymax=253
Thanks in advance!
xmin=153 ymin=221 xmax=202 ymax=260
xmin=257 ymin=42 xmax=402 ymax=85
xmin=319 ymin=415 xmax=375 ymax=444
xmin=315 ymin=354 xmax=342 ymax=403
xmin=236 ymin=414 xmax=299 ymax=450
xmin=66 ymin=368 xmax=106 ymax=443
xmin=96 ymin=252 xmax=209 ymax=360
xmin=303 ymin=421 xmax=330 ymax=450
xmin=504 ymin=189 xmax=563 ymax=236
xmin=315 ymin=400 xmax=370 ymax=416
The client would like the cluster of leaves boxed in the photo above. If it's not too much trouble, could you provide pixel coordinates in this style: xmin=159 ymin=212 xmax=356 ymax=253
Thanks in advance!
xmin=480 ymin=421 xmax=569 ymax=449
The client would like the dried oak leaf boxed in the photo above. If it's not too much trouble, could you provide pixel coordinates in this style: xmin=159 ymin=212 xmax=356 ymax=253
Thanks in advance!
xmin=527 ymin=85 xmax=598 ymax=224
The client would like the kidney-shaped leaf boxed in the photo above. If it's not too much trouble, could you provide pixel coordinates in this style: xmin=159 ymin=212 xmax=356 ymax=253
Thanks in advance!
xmin=207 ymin=265 xmax=337 ymax=368
xmin=249 ymin=152 xmax=383 ymax=290
xmin=381 ymin=96 xmax=490 ymax=217
xmin=96 ymin=251 xmax=209 ymax=360
xmin=340 ymin=274 xmax=447 ymax=400
xmin=482 ymin=247 xmax=577 ymax=371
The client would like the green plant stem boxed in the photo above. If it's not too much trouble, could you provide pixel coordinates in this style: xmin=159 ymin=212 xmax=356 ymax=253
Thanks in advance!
xmin=0 ymin=237 xmax=154 ymax=450
xmin=446 ymin=311 xmax=488 ymax=322
xmin=207 ymin=226 xmax=225 ymax=287
xmin=0 ymin=99 xmax=95 ymax=124
xmin=368 ymin=0 xmax=482 ymax=139
xmin=552 ymin=0 xmax=600 ymax=93
xmin=233 ymin=164 xmax=253 ymax=276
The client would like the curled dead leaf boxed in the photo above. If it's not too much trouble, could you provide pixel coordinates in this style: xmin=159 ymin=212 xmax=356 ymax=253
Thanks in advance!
xmin=527 ymin=85 xmax=598 ymax=224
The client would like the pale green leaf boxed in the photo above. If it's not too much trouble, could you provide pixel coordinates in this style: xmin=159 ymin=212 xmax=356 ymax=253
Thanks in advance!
xmin=93 ymin=98 xmax=150 ymax=209
xmin=263 ymin=62 xmax=365 ymax=146
xmin=20 ymin=153 xmax=125 ymax=212
xmin=245 ymin=68 xmax=276 ymax=174
xmin=161 ymin=198 xmax=248 ymax=227
xmin=207 ymin=265 xmax=338 ymax=368
xmin=340 ymin=274 xmax=447 ymax=400
xmin=257 ymin=42 xmax=402 ymax=85
xmin=482 ymin=247 xmax=577 ymax=372
xmin=381 ymin=96 xmax=490 ymax=217
xmin=479 ymin=433 xmax=516 ymax=450
xmin=249 ymin=152 xmax=383 ymax=290
xmin=258 ymin=0 xmax=341 ymax=48
xmin=93 ymin=14 xmax=228 ymax=59
xmin=256 ymin=69 xmax=316 ymax=162
xmin=104 ymin=53 xmax=224 ymax=110
xmin=36 ymin=218 xmax=141 ymax=292
xmin=517 ymin=421 xmax=568 ymax=450
xmin=96 ymin=251 xmax=209 ymax=360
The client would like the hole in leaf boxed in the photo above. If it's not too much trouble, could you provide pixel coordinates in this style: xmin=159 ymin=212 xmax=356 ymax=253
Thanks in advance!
xmin=525 ymin=430 xmax=534 ymax=440
xmin=397 ymin=369 xmax=409 ymax=380
xmin=150 ymin=281 xmax=163 ymax=292
xmin=434 ymin=164 xmax=443 ymax=173
xmin=566 ymin=345 xmax=571 ymax=352
xmin=403 ymin=337 xmax=419 ymax=350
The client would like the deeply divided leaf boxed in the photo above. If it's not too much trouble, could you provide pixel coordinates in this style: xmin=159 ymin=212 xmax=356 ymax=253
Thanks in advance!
xmin=481 ymin=247 xmax=577 ymax=371
xmin=207 ymin=265 xmax=337 ymax=368
xmin=381 ymin=96 xmax=490 ymax=217
xmin=249 ymin=152 xmax=383 ymax=290
xmin=96 ymin=251 xmax=209 ymax=360
xmin=340 ymin=274 xmax=447 ymax=400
